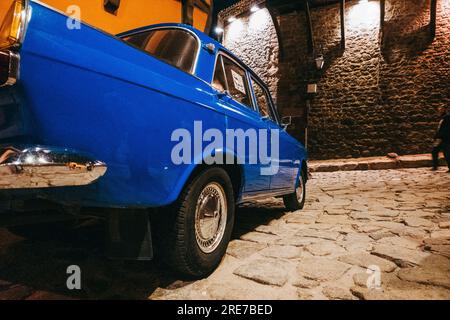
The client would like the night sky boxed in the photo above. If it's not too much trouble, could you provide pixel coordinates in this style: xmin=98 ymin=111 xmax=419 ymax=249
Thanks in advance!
xmin=213 ymin=0 xmax=239 ymax=17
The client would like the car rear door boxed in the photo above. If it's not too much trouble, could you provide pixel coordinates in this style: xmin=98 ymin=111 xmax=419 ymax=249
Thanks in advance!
xmin=212 ymin=53 xmax=271 ymax=193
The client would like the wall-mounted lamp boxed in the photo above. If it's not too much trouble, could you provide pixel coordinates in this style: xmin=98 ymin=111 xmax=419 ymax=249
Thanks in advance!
xmin=228 ymin=16 xmax=237 ymax=23
xmin=315 ymin=54 xmax=325 ymax=70
xmin=214 ymin=27 xmax=224 ymax=34
xmin=251 ymin=5 xmax=262 ymax=13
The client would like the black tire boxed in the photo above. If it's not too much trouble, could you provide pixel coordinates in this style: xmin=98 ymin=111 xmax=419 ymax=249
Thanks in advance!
xmin=283 ymin=171 xmax=306 ymax=211
xmin=155 ymin=167 xmax=235 ymax=278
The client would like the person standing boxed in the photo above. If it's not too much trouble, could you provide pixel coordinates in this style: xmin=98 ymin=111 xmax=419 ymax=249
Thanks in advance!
xmin=432 ymin=106 xmax=450 ymax=171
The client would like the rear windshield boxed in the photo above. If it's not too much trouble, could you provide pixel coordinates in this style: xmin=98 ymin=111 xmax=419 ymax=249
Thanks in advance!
xmin=122 ymin=29 xmax=199 ymax=74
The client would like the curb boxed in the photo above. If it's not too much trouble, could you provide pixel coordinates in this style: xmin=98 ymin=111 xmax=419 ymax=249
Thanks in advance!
xmin=309 ymin=154 xmax=447 ymax=173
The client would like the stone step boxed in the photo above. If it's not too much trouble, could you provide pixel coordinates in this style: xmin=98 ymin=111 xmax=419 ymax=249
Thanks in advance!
xmin=310 ymin=154 xmax=447 ymax=172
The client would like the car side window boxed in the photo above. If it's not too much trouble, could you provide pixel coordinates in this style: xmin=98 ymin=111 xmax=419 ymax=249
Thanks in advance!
xmin=213 ymin=54 xmax=253 ymax=108
xmin=251 ymin=77 xmax=275 ymax=121
xmin=122 ymin=29 xmax=198 ymax=74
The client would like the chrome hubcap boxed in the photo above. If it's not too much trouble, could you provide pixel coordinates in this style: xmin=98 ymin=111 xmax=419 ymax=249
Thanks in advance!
xmin=296 ymin=177 xmax=304 ymax=203
xmin=195 ymin=182 xmax=227 ymax=253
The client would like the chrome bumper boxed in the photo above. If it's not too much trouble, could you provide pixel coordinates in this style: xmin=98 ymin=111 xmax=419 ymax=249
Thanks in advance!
xmin=0 ymin=146 xmax=107 ymax=189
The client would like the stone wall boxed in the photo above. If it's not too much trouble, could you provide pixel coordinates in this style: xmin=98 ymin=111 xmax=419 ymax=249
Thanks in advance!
xmin=221 ymin=0 xmax=280 ymax=102
xmin=220 ymin=0 xmax=450 ymax=160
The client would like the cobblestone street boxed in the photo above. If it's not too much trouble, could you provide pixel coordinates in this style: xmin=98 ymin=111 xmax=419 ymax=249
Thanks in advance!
xmin=0 ymin=168 xmax=449 ymax=300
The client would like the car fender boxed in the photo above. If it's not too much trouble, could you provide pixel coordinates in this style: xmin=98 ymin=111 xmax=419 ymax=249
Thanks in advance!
xmin=169 ymin=147 xmax=244 ymax=205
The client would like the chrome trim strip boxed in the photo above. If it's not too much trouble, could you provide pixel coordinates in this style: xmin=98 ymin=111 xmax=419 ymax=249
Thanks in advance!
xmin=0 ymin=146 xmax=107 ymax=189
xmin=17 ymin=0 xmax=31 ymax=47
xmin=239 ymin=187 xmax=295 ymax=203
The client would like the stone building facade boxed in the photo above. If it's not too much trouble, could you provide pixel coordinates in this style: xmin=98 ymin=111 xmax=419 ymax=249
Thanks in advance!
xmin=219 ymin=0 xmax=450 ymax=160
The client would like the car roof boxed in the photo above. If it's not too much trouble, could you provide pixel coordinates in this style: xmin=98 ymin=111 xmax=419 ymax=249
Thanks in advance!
xmin=117 ymin=23 xmax=267 ymax=87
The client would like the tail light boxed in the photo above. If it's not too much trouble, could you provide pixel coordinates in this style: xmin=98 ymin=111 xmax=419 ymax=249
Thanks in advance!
xmin=0 ymin=0 xmax=28 ymax=50
xmin=0 ymin=0 xmax=27 ymax=87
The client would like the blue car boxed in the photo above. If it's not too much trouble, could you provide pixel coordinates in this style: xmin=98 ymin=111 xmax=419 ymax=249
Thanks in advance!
xmin=0 ymin=0 xmax=307 ymax=277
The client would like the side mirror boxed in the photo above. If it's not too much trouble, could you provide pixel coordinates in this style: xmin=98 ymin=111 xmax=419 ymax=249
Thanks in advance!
xmin=281 ymin=116 xmax=292 ymax=130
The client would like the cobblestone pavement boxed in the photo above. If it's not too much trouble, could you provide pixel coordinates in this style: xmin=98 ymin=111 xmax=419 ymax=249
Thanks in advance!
xmin=0 ymin=168 xmax=449 ymax=300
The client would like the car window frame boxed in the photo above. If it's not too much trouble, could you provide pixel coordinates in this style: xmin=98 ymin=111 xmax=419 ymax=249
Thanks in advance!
xmin=211 ymin=51 xmax=256 ymax=111
xmin=120 ymin=26 xmax=201 ymax=75
xmin=249 ymin=76 xmax=280 ymax=125
xmin=211 ymin=55 xmax=228 ymax=94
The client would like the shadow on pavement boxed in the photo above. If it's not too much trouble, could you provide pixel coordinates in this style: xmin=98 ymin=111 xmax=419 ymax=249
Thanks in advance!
xmin=0 ymin=203 xmax=287 ymax=300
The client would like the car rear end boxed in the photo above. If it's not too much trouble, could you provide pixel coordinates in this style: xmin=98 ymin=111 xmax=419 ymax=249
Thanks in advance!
xmin=0 ymin=0 xmax=106 ymax=192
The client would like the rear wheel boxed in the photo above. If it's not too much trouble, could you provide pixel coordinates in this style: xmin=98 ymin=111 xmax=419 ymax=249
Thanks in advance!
xmin=283 ymin=172 xmax=306 ymax=211
xmin=156 ymin=167 xmax=235 ymax=278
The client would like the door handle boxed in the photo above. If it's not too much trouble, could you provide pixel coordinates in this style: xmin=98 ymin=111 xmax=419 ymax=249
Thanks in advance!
xmin=216 ymin=90 xmax=231 ymax=101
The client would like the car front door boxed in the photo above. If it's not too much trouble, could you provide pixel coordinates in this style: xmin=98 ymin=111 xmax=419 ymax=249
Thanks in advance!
xmin=249 ymin=77 xmax=298 ymax=191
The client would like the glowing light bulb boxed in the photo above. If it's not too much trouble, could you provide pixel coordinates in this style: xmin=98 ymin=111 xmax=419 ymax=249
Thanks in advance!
xmin=251 ymin=5 xmax=261 ymax=13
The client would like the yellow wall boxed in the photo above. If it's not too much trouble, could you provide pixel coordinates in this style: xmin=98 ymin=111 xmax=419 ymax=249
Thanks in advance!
xmin=1 ymin=0 xmax=210 ymax=35
xmin=193 ymin=7 xmax=208 ymax=32
xmin=0 ymin=0 xmax=13 ymax=24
